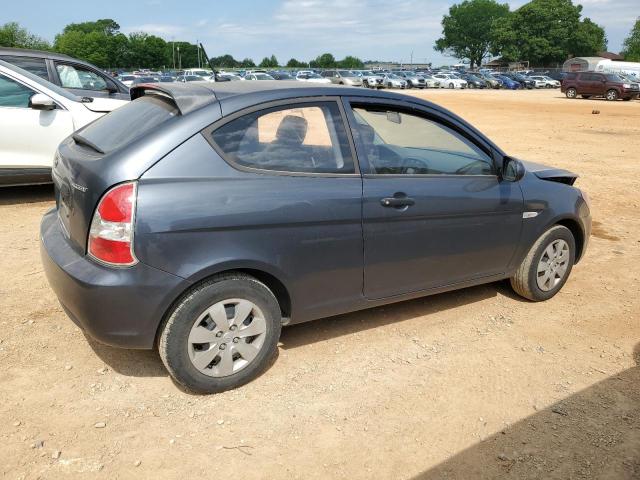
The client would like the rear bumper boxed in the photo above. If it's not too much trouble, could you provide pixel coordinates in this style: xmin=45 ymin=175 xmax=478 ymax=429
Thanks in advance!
xmin=40 ymin=208 xmax=188 ymax=349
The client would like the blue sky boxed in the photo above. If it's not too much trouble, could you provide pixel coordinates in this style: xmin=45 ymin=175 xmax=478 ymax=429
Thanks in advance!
xmin=5 ymin=0 xmax=637 ymax=65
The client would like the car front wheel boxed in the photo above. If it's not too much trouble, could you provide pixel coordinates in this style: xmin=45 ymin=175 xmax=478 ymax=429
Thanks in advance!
xmin=566 ymin=88 xmax=577 ymax=99
xmin=606 ymin=89 xmax=618 ymax=101
xmin=159 ymin=273 xmax=282 ymax=393
xmin=510 ymin=225 xmax=576 ymax=301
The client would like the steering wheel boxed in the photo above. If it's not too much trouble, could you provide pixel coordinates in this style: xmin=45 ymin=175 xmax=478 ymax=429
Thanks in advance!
xmin=399 ymin=157 xmax=429 ymax=174
xmin=455 ymin=160 xmax=489 ymax=175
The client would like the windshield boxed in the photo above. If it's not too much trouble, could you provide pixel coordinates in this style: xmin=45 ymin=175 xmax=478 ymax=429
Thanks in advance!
xmin=254 ymin=74 xmax=274 ymax=80
xmin=337 ymin=70 xmax=353 ymax=77
xmin=74 ymin=95 xmax=179 ymax=154
xmin=0 ymin=59 xmax=79 ymax=102
xmin=387 ymin=74 xmax=400 ymax=79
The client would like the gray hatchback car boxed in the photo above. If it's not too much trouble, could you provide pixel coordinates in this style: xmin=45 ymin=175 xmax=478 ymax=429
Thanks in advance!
xmin=41 ymin=81 xmax=591 ymax=393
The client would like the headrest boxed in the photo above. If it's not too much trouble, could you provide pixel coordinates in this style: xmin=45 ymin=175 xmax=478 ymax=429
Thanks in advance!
xmin=275 ymin=115 xmax=308 ymax=145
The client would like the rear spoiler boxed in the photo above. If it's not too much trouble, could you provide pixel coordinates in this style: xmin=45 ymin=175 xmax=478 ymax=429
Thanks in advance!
xmin=130 ymin=83 xmax=218 ymax=115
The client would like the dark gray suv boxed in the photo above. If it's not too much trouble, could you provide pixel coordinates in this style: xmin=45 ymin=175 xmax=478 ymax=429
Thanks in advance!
xmin=41 ymin=82 xmax=591 ymax=393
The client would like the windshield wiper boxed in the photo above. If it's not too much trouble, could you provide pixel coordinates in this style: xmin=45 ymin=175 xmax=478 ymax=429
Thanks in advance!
xmin=72 ymin=133 xmax=105 ymax=154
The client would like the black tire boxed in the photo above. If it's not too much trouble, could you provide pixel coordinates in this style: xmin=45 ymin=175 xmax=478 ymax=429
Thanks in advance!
xmin=566 ymin=87 xmax=577 ymax=99
xmin=606 ymin=89 xmax=618 ymax=101
xmin=510 ymin=225 xmax=576 ymax=302
xmin=158 ymin=273 xmax=282 ymax=393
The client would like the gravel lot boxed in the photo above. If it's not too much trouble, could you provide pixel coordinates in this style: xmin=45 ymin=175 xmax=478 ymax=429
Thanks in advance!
xmin=1 ymin=89 xmax=638 ymax=479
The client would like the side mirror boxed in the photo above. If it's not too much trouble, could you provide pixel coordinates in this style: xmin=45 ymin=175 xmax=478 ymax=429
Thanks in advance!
xmin=105 ymin=82 xmax=119 ymax=93
xmin=29 ymin=93 xmax=56 ymax=111
xmin=502 ymin=156 xmax=525 ymax=182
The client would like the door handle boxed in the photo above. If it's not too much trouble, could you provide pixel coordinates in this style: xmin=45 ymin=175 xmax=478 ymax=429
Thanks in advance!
xmin=380 ymin=196 xmax=415 ymax=208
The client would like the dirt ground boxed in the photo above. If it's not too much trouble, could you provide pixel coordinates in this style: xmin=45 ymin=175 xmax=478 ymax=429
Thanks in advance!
xmin=1 ymin=88 xmax=639 ymax=479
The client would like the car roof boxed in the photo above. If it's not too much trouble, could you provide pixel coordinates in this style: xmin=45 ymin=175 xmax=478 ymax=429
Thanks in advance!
xmin=0 ymin=47 xmax=75 ymax=62
xmin=131 ymin=80 xmax=430 ymax=116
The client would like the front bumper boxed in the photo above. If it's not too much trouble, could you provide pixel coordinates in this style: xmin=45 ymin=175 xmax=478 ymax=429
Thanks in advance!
xmin=40 ymin=208 xmax=188 ymax=349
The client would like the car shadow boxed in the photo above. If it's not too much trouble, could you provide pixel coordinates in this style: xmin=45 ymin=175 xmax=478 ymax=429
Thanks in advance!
xmin=85 ymin=281 xmax=520 ymax=380
xmin=0 ymin=184 xmax=53 ymax=206
xmin=279 ymin=281 xmax=522 ymax=350
xmin=85 ymin=335 xmax=168 ymax=378
xmin=409 ymin=343 xmax=640 ymax=480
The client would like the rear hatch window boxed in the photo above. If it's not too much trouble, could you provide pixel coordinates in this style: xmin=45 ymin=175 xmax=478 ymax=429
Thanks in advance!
xmin=73 ymin=95 xmax=179 ymax=154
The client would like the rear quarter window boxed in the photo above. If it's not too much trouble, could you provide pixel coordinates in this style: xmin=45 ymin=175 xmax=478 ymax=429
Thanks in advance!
xmin=74 ymin=95 xmax=179 ymax=154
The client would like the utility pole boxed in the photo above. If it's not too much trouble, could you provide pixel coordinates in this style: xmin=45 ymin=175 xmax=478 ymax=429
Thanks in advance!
xmin=410 ymin=50 xmax=414 ymax=68
xmin=172 ymin=39 xmax=175 ymax=70
xmin=177 ymin=46 xmax=181 ymax=71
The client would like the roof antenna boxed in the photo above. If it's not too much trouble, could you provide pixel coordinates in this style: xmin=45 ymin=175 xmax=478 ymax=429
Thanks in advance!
xmin=199 ymin=42 xmax=228 ymax=82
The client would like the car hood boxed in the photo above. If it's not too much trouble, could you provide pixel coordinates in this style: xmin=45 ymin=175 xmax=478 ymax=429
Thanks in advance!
xmin=521 ymin=159 xmax=578 ymax=185
xmin=82 ymin=97 xmax=129 ymax=113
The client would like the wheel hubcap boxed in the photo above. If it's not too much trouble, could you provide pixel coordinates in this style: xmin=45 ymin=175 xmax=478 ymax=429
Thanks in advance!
xmin=536 ymin=239 xmax=570 ymax=292
xmin=187 ymin=299 xmax=267 ymax=377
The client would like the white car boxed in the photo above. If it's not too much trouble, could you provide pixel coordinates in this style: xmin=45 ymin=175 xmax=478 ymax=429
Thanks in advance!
xmin=354 ymin=70 xmax=385 ymax=89
xmin=295 ymin=72 xmax=331 ymax=84
xmin=528 ymin=75 xmax=560 ymax=88
xmin=118 ymin=74 xmax=137 ymax=87
xmin=382 ymin=73 xmax=408 ymax=89
xmin=0 ymin=60 xmax=127 ymax=186
xmin=433 ymin=73 xmax=467 ymax=89
xmin=419 ymin=74 xmax=441 ymax=88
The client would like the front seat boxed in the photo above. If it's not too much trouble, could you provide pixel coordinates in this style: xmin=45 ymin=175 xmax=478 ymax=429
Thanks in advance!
xmin=262 ymin=115 xmax=310 ymax=170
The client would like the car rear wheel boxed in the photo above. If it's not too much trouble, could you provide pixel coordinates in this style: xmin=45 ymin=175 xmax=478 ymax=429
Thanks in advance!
xmin=510 ymin=225 xmax=576 ymax=302
xmin=566 ymin=88 xmax=577 ymax=99
xmin=159 ymin=273 xmax=282 ymax=393
xmin=606 ymin=89 xmax=618 ymax=101
xmin=448 ymin=82 xmax=454 ymax=89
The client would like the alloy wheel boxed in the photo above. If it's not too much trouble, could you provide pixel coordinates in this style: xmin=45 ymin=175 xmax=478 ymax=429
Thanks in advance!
xmin=536 ymin=239 xmax=570 ymax=291
xmin=187 ymin=299 xmax=267 ymax=377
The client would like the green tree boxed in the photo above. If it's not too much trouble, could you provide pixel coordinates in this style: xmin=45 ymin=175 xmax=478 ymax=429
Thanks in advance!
xmin=434 ymin=0 xmax=509 ymax=68
xmin=492 ymin=0 xmax=606 ymax=66
xmin=54 ymin=19 xmax=125 ymax=68
xmin=621 ymin=18 xmax=640 ymax=61
xmin=258 ymin=54 xmax=279 ymax=68
xmin=337 ymin=55 xmax=364 ymax=69
xmin=313 ymin=53 xmax=337 ymax=68
xmin=127 ymin=32 xmax=167 ymax=69
xmin=0 ymin=22 xmax=50 ymax=49
xmin=239 ymin=57 xmax=256 ymax=68
xmin=286 ymin=58 xmax=307 ymax=68
xmin=167 ymin=41 xmax=200 ymax=69
xmin=209 ymin=54 xmax=240 ymax=68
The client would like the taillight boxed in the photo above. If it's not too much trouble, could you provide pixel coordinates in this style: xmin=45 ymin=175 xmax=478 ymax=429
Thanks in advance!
xmin=88 ymin=182 xmax=138 ymax=266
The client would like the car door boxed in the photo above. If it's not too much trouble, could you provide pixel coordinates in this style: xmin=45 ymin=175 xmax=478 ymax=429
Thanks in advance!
xmin=0 ymin=71 xmax=73 ymax=173
xmin=197 ymin=98 xmax=364 ymax=321
xmin=52 ymin=61 xmax=128 ymax=100
xmin=343 ymin=97 xmax=524 ymax=299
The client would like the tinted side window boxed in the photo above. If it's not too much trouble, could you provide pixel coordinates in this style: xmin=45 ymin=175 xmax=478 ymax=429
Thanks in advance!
xmin=210 ymin=102 xmax=355 ymax=174
xmin=0 ymin=73 xmax=34 ymax=108
xmin=1 ymin=56 xmax=49 ymax=80
xmin=56 ymin=63 xmax=108 ymax=91
xmin=352 ymin=106 xmax=493 ymax=176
